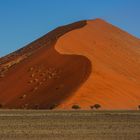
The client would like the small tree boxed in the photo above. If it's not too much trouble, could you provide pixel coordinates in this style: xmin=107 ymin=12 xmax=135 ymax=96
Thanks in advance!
xmin=90 ymin=104 xmax=101 ymax=110
xmin=138 ymin=105 xmax=140 ymax=110
xmin=72 ymin=105 xmax=81 ymax=110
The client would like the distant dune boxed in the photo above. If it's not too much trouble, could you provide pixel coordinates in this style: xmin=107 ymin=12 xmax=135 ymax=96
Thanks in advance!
xmin=0 ymin=19 xmax=140 ymax=109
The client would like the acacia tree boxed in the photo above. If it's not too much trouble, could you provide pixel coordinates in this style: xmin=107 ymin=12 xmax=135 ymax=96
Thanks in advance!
xmin=72 ymin=105 xmax=81 ymax=110
xmin=90 ymin=104 xmax=101 ymax=110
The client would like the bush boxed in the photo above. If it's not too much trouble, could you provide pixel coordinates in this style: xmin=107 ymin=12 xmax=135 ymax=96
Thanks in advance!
xmin=138 ymin=105 xmax=140 ymax=110
xmin=34 ymin=104 xmax=40 ymax=109
xmin=48 ymin=104 xmax=58 ymax=110
xmin=0 ymin=104 xmax=2 ymax=108
xmin=90 ymin=104 xmax=101 ymax=110
xmin=72 ymin=105 xmax=81 ymax=109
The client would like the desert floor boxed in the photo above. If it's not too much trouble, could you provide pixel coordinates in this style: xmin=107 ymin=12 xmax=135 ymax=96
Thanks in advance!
xmin=0 ymin=110 xmax=139 ymax=140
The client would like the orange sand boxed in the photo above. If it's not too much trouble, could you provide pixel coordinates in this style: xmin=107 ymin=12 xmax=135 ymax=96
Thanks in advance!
xmin=0 ymin=19 xmax=140 ymax=109
xmin=55 ymin=19 xmax=140 ymax=109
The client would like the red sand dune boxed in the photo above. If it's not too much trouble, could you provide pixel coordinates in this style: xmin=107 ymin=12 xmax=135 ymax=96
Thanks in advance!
xmin=0 ymin=19 xmax=140 ymax=109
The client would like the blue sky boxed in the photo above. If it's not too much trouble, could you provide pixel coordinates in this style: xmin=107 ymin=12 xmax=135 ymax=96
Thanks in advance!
xmin=0 ymin=0 xmax=140 ymax=57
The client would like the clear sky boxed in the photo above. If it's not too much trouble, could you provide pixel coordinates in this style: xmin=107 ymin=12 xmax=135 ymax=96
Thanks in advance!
xmin=0 ymin=0 xmax=140 ymax=57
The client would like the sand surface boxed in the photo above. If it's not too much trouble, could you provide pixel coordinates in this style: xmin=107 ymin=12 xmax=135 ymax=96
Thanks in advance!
xmin=0 ymin=19 xmax=140 ymax=109
xmin=0 ymin=110 xmax=139 ymax=140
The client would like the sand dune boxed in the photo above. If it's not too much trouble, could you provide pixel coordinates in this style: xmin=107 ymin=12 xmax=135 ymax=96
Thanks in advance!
xmin=0 ymin=19 xmax=140 ymax=109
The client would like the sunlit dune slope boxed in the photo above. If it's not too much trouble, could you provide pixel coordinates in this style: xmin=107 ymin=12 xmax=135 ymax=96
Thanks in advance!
xmin=55 ymin=19 xmax=140 ymax=109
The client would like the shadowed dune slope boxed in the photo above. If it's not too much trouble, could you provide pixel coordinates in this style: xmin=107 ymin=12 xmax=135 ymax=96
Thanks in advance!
xmin=0 ymin=19 xmax=140 ymax=109
xmin=0 ymin=21 xmax=91 ymax=109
